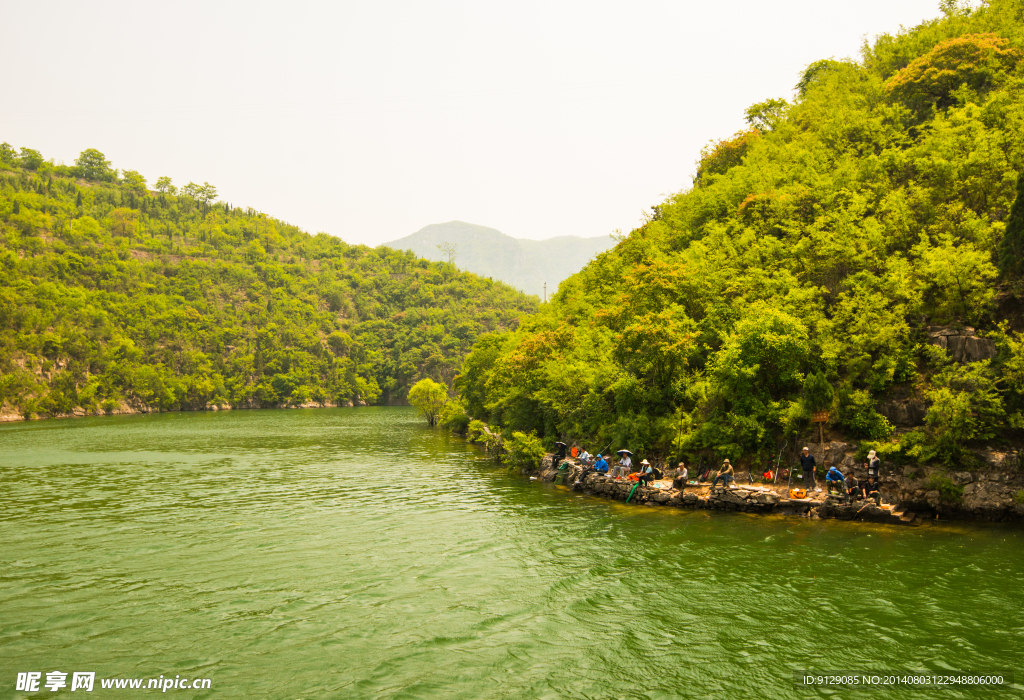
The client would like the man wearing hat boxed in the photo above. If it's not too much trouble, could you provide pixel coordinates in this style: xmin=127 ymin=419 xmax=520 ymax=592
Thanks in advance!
xmin=711 ymin=459 xmax=734 ymax=489
xmin=866 ymin=450 xmax=881 ymax=480
xmin=799 ymin=447 xmax=818 ymax=491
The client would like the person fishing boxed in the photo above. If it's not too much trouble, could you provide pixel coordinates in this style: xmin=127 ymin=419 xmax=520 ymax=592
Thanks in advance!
xmin=612 ymin=450 xmax=632 ymax=479
xmin=555 ymin=441 xmax=567 ymax=465
xmin=825 ymin=465 xmax=845 ymax=497
xmin=845 ymin=471 xmax=862 ymax=503
xmin=799 ymin=447 xmax=818 ymax=491
xmin=638 ymin=459 xmax=654 ymax=485
xmin=711 ymin=459 xmax=734 ymax=489
xmin=672 ymin=462 xmax=688 ymax=490
xmin=866 ymin=475 xmax=882 ymax=505
xmin=593 ymin=453 xmax=609 ymax=474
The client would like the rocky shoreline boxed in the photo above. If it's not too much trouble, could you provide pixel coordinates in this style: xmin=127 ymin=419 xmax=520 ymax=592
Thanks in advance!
xmin=0 ymin=398 xmax=371 ymax=423
xmin=532 ymin=452 xmax=1024 ymax=524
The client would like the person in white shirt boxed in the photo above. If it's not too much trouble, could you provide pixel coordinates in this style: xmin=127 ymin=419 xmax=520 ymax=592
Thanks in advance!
xmin=672 ymin=462 xmax=688 ymax=490
xmin=612 ymin=452 xmax=632 ymax=479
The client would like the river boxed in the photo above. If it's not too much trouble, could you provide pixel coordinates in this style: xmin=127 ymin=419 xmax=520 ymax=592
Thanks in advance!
xmin=1 ymin=407 xmax=1022 ymax=699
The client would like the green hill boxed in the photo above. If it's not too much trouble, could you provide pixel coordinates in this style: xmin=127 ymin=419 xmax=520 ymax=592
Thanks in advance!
xmin=386 ymin=221 xmax=614 ymax=298
xmin=455 ymin=0 xmax=1024 ymax=469
xmin=0 ymin=148 xmax=537 ymax=419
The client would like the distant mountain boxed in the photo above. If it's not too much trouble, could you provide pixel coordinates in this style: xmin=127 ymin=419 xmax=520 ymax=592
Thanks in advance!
xmin=385 ymin=221 xmax=614 ymax=298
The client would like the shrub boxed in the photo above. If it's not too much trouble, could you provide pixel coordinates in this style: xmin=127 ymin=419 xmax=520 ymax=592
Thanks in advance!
xmin=919 ymin=362 xmax=1004 ymax=465
xmin=926 ymin=472 xmax=964 ymax=502
xmin=837 ymin=388 xmax=893 ymax=440
xmin=440 ymin=399 xmax=470 ymax=434
xmin=467 ymin=419 xmax=488 ymax=443
xmin=858 ymin=439 xmax=906 ymax=466
xmin=503 ymin=430 xmax=546 ymax=470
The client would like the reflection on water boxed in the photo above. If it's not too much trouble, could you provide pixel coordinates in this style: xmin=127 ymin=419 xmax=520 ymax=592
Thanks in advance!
xmin=1 ymin=407 xmax=1022 ymax=699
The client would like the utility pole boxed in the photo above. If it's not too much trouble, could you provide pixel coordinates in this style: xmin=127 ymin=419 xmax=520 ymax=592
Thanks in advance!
xmin=543 ymin=282 xmax=546 ymax=303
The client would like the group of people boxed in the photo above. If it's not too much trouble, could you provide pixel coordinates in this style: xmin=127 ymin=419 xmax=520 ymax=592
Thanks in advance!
xmin=564 ymin=444 xmax=662 ymax=485
xmin=563 ymin=442 xmax=884 ymax=505
xmin=803 ymin=446 xmax=883 ymax=504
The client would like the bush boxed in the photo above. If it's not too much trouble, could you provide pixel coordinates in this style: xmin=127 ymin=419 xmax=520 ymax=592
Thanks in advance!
xmin=837 ymin=388 xmax=893 ymax=440
xmin=503 ymin=430 xmax=546 ymax=470
xmin=467 ymin=419 xmax=488 ymax=443
xmin=918 ymin=362 xmax=1004 ymax=465
xmin=440 ymin=399 xmax=470 ymax=434
xmin=926 ymin=472 xmax=964 ymax=502
xmin=857 ymin=439 xmax=906 ymax=466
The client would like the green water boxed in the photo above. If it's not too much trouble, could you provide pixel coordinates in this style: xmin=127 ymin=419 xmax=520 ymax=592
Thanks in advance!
xmin=1 ymin=407 xmax=1023 ymax=699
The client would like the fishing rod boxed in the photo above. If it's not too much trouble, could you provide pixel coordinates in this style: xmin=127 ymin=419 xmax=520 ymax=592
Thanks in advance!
xmin=773 ymin=440 xmax=787 ymax=485
xmin=787 ymin=443 xmax=797 ymax=492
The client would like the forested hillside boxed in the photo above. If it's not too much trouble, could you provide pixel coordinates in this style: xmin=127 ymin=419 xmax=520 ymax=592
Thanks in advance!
xmin=455 ymin=0 xmax=1024 ymax=469
xmin=0 ymin=147 xmax=536 ymax=419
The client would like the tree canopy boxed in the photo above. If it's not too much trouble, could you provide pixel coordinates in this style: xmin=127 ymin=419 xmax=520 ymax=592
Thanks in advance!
xmin=455 ymin=0 xmax=1024 ymax=469
xmin=0 ymin=152 xmax=536 ymax=419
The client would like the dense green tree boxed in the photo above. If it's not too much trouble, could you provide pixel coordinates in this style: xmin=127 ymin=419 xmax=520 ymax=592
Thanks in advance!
xmin=0 ymin=151 xmax=536 ymax=420
xmin=408 ymin=378 xmax=448 ymax=426
xmin=19 ymin=148 xmax=44 ymax=170
xmin=121 ymin=170 xmax=148 ymax=196
xmin=154 ymin=176 xmax=177 ymax=195
xmin=456 ymin=0 xmax=1024 ymax=466
xmin=74 ymin=148 xmax=116 ymax=181
xmin=999 ymin=172 xmax=1024 ymax=278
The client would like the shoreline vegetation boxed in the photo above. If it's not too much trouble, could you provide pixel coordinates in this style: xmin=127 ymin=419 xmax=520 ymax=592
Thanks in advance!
xmin=437 ymin=2 xmax=1024 ymax=503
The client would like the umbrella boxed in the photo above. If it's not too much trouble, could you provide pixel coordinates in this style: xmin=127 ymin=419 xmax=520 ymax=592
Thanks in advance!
xmin=554 ymin=442 xmax=567 ymax=447
xmin=617 ymin=449 xmax=633 ymax=456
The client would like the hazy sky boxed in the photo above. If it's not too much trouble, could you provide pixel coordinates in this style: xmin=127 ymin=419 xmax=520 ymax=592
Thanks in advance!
xmin=2 ymin=1 xmax=950 ymax=246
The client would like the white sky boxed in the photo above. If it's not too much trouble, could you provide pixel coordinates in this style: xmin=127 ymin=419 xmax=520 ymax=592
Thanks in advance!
xmin=1 ymin=0 xmax=948 ymax=246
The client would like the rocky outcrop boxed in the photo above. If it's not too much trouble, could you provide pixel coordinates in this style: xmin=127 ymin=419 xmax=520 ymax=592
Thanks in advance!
xmin=821 ymin=497 xmax=916 ymax=524
xmin=803 ymin=441 xmax=855 ymax=469
xmin=873 ymin=465 xmax=1024 ymax=521
xmin=927 ymin=326 xmax=997 ymax=363
xmin=879 ymin=393 xmax=929 ymax=427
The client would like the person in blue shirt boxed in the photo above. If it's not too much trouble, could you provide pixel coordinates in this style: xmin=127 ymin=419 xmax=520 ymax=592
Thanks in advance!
xmin=825 ymin=466 xmax=845 ymax=497
xmin=593 ymin=454 xmax=609 ymax=474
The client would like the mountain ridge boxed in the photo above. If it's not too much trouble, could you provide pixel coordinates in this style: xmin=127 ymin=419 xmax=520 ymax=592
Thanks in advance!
xmin=385 ymin=221 xmax=614 ymax=298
